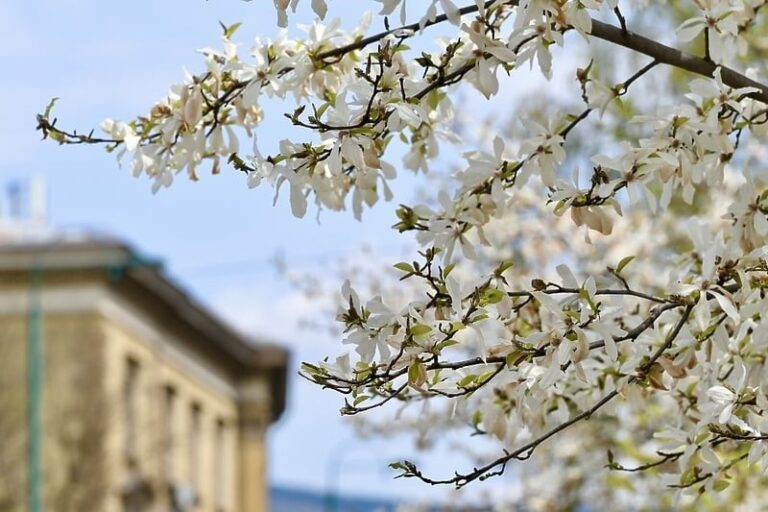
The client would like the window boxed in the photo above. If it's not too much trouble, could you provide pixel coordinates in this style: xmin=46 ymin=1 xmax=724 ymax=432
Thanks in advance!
xmin=123 ymin=357 xmax=140 ymax=464
xmin=214 ymin=419 xmax=225 ymax=510
xmin=189 ymin=403 xmax=201 ymax=503
xmin=163 ymin=385 xmax=176 ymax=482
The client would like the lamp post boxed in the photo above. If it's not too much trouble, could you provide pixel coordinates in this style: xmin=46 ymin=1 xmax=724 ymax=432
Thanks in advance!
xmin=324 ymin=439 xmax=403 ymax=512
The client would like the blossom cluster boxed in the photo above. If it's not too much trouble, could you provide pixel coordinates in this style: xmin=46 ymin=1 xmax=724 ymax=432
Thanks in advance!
xmin=42 ymin=0 xmax=768 ymax=508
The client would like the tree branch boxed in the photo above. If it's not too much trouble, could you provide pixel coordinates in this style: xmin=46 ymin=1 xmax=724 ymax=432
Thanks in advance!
xmin=608 ymin=450 xmax=683 ymax=472
xmin=320 ymin=1 xmax=768 ymax=105
xmin=398 ymin=304 xmax=693 ymax=487
xmin=316 ymin=1 xmax=510 ymax=61
xmin=588 ymin=19 xmax=768 ymax=104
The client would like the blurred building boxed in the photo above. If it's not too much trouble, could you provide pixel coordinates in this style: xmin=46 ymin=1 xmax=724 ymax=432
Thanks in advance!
xmin=0 ymin=181 xmax=288 ymax=512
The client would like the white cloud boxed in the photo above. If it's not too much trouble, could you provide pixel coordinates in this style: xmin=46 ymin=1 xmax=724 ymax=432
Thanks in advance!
xmin=210 ymin=282 xmax=336 ymax=350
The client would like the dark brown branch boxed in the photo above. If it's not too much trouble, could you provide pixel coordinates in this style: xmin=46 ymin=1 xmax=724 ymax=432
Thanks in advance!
xmin=712 ymin=431 xmax=768 ymax=442
xmin=36 ymin=115 xmax=121 ymax=145
xmin=586 ymin=302 xmax=679 ymax=352
xmin=323 ymin=3 xmax=768 ymax=106
xmin=309 ymin=283 xmax=683 ymax=398
xmin=640 ymin=304 xmax=693 ymax=372
xmin=315 ymin=1 xmax=511 ymax=61
xmin=609 ymin=450 xmax=683 ymax=472
xmin=41 ymin=0 xmax=768 ymax=155
xmin=377 ymin=298 xmax=676 ymax=385
xmin=341 ymin=383 xmax=408 ymax=415
xmin=589 ymin=19 xmax=768 ymax=104
xmin=507 ymin=283 xmax=672 ymax=304
xmin=667 ymin=452 xmax=748 ymax=489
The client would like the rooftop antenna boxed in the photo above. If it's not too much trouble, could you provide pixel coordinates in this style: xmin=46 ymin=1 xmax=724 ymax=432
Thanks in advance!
xmin=29 ymin=177 xmax=47 ymax=226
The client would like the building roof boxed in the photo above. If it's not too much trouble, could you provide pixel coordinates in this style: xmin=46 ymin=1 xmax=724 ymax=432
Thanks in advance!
xmin=0 ymin=235 xmax=288 ymax=422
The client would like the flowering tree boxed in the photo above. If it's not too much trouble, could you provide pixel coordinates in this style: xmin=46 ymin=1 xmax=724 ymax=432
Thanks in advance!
xmin=39 ymin=0 xmax=768 ymax=508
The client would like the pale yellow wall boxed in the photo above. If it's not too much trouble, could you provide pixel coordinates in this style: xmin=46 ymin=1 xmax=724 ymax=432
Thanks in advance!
xmin=238 ymin=425 xmax=268 ymax=512
xmin=101 ymin=312 xmax=242 ymax=512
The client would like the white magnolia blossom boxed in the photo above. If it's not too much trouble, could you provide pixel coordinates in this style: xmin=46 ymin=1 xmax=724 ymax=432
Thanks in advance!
xmin=41 ymin=0 xmax=768 ymax=509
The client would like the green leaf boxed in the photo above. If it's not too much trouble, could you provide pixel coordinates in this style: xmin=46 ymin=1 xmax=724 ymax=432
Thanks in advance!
xmin=476 ymin=370 xmax=496 ymax=384
xmin=496 ymin=259 xmax=514 ymax=274
xmin=221 ymin=21 xmax=242 ymax=39
xmin=433 ymin=339 xmax=458 ymax=352
xmin=43 ymin=97 xmax=59 ymax=119
xmin=300 ymin=362 xmax=325 ymax=376
xmin=390 ymin=460 xmax=416 ymax=478
xmin=469 ymin=313 xmax=488 ymax=323
xmin=471 ymin=410 xmax=482 ymax=428
xmin=672 ymin=116 xmax=689 ymax=129
xmin=505 ymin=350 xmax=526 ymax=367
xmin=355 ymin=366 xmax=373 ymax=382
xmin=616 ymin=255 xmax=636 ymax=273
xmin=516 ymin=318 xmax=534 ymax=337
xmin=481 ymin=288 xmax=504 ymax=305
xmin=316 ymin=102 xmax=331 ymax=119
xmin=353 ymin=394 xmax=370 ymax=406
xmin=693 ymin=430 xmax=709 ymax=444
xmin=300 ymin=362 xmax=316 ymax=373
xmin=679 ymin=467 xmax=697 ymax=486
xmin=393 ymin=262 xmax=414 ymax=273
xmin=323 ymin=89 xmax=337 ymax=104
xmin=407 ymin=363 xmax=419 ymax=384
xmin=408 ymin=362 xmax=426 ymax=387
xmin=457 ymin=374 xmax=477 ymax=388
xmin=410 ymin=324 xmax=432 ymax=336
xmin=426 ymin=90 xmax=445 ymax=111
xmin=713 ymin=477 xmax=730 ymax=492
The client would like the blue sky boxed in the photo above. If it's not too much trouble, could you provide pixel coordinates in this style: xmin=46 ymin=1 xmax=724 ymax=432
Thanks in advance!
xmin=0 ymin=0 xmax=542 ymax=503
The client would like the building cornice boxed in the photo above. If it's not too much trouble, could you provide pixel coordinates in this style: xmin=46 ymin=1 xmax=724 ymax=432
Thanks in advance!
xmin=0 ymin=239 xmax=288 ymax=423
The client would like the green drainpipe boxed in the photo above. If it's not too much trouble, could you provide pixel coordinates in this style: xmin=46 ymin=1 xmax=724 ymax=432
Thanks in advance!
xmin=27 ymin=264 xmax=43 ymax=512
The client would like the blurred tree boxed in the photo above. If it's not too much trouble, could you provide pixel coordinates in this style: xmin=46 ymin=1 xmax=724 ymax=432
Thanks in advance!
xmin=0 ymin=318 xmax=106 ymax=512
